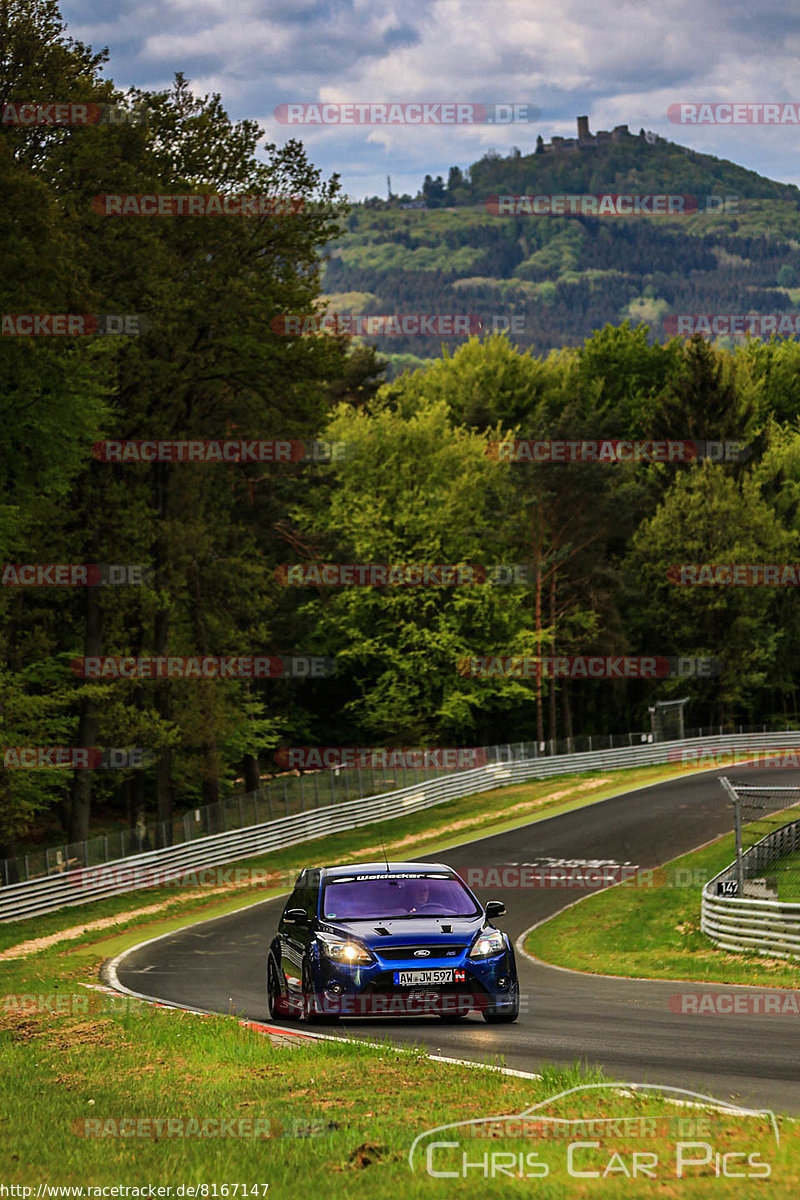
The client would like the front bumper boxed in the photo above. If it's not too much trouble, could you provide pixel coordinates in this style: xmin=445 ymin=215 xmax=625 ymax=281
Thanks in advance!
xmin=309 ymin=944 xmax=516 ymax=1017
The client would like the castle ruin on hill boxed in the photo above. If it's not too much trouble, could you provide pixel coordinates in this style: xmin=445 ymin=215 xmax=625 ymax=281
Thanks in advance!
xmin=543 ymin=115 xmax=631 ymax=154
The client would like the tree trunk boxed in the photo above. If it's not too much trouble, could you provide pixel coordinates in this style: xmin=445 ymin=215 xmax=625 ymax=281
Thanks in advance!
xmin=548 ymin=569 xmax=557 ymax=746
xmin=153 ymin=605 xmax=172 ymax=842
xmin=202 ymin=769 xmax=220 ymax=808
xmin=533 ymin=506 xmax=544 ymax=744
xmin=561 ymin=680 xmax=573 ymax=743
xmin=152 ymin=459 xmax=174 ymax=840
xmin=243 ymin=753 xmax=261 ymax=793
xmin=68 ymin=584 xmax=102 ymax=847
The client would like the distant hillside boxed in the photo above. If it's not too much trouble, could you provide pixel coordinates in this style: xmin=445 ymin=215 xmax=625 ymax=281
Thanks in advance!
xmin=447 ymin=122 xmax=800 ymax=207
xmin=322 ymin=123 xmax=800 ymax=373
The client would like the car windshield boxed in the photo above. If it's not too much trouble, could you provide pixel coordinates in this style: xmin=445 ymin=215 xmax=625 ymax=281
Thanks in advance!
xmin=321 ymin=873 xmax=480 ymax=919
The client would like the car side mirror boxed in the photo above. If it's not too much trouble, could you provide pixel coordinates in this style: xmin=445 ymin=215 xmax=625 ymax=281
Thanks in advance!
xmin=485 ymin=900 xmax=506 ymax=918
xmin=284 ymin=907 xmax=309 ymax=924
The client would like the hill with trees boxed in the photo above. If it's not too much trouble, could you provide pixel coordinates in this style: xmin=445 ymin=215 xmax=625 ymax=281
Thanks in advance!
xmin=323 ymin=128 xmax=800 ymax=368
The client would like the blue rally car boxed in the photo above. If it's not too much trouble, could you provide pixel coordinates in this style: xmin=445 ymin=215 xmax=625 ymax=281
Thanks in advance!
xmin=266 ymin=861 xmax=519 ymax=1023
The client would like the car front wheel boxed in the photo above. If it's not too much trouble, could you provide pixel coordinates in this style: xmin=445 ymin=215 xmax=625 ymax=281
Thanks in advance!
xmin=267 ymin=954 xmax=296 ymax=1022
xmin=482 ymin=984 xmax=520 ymax=1023
xmin=301 ymin=959 xmax=340 ymax=1024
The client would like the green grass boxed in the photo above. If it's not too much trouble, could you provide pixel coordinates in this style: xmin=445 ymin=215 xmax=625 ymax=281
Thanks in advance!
xmin=0 ymin=943 xmax=796 ymax=1194
xmin=770 ymin=849 xmax=800 ymax=901
xmin=525 ymin=834 xmax=800 ymax=986
xmin=2 ymin=759 xmax=799 ymax=1192
xmin=319 ymin=290 xmax=380 ymax=311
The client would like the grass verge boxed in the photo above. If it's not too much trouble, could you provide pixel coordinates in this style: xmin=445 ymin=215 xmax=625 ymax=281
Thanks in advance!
xmin=2 ymin=760 xmax=710 ymax=961
xmin=0 ymin=939 xmax=796 ymax=1194
xmin=525 ymin=833 xmax=800 ymax=987
xmin=1 ymin=760 xmax=798 ymax=1193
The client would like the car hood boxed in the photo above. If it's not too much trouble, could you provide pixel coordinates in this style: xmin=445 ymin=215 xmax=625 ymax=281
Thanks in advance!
xmin=317 ymin=916 xmax=485 ymax=948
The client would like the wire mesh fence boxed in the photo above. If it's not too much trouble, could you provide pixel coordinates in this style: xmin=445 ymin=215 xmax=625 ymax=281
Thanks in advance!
xmin=1 ymin=722 xmax=773 ymax=887
xmin=720 ymin=779 xmax=800 ymax=901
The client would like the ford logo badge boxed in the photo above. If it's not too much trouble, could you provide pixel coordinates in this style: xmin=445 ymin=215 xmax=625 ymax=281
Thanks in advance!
xmin=414 ymin=949 xmax=430 ymax=957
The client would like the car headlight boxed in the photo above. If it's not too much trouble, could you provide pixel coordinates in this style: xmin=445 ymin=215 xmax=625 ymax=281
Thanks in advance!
xmin=317 ymin=934 xmax=374 ymax=965
xmin=468 ymin=928 xmax=506 ymax=959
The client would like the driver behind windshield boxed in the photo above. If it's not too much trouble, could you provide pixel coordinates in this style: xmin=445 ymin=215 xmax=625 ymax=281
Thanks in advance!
xmin=404 ymin=878 xmax=431 ymax=913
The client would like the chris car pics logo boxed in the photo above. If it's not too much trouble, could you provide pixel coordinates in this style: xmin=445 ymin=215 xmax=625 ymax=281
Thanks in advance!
xmin=408 ymin=1083 xmax=777 ymax=1180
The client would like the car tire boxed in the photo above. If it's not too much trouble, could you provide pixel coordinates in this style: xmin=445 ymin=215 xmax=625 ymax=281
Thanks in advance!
xmin=482 ymin=984 xmax=520 ymax=1023
xmin=267 ymin=954 xmax=296 ymax=1022
xmin=301 ymin=960 xmax=340 ymax=1024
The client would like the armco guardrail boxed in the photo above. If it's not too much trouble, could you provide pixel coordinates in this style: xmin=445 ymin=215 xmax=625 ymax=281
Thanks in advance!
xmin=3 ymin=723 xmax=775 ymax=887
xmin=3 ymin=729 xmax=799 ymax=923
xmin=0 ymin=729 xmax=662 ymax=883
xmin=702 ymin=816 xmax=800 ymax=960
xmin=3 ymin=731 xmax=663 ymax=887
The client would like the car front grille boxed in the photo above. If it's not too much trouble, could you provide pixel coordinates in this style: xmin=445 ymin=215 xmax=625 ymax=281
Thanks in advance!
xmin=374 ymin=944 xmax=468 ymax=960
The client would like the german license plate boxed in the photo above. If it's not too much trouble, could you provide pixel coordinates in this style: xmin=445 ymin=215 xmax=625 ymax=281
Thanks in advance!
xmin=394 ymin=969 xmax=454 ymax=986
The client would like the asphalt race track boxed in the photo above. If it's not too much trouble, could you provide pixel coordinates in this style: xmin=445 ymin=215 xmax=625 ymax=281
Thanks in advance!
xmin=114 ymin=765 xmax=800 ymax=1114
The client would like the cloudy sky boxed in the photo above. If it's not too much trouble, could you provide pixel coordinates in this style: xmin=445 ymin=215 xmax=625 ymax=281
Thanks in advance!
xmin=60 ymin=0 xmax=800 ymax=200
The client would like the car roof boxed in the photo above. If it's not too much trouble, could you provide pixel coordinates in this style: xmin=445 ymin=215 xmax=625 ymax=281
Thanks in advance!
xmin=320 ymin=861 xmax=454 ymax=879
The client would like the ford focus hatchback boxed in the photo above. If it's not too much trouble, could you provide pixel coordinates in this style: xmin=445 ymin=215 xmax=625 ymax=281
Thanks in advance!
xmin=267 ymin=861 xmax=519 ymax=1023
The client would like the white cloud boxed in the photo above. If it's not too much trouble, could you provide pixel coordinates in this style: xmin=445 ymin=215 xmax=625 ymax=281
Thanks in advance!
xmin=58 ymin=0 xmax=800 ymax=197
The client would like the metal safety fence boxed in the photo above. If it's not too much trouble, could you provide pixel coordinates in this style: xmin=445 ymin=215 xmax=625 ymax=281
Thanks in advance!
xmin=2 ymin=730 xmax=662 ymax=888
xmin=2 ymin=727 xmax=799 ymax=923
xmin=703 ymin=780 xmax=800 ymax=960
xmin=0 ymin=721 xmax=776 ymax=889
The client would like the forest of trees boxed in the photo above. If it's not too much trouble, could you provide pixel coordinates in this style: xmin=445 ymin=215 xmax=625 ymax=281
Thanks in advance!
xmin=369 ymin=129 xmax=800 ymax=209
xmin=324 ymin=210 xmax=800 ymax=360
xmin=5 ymin=2 xmax=800 ymax=859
